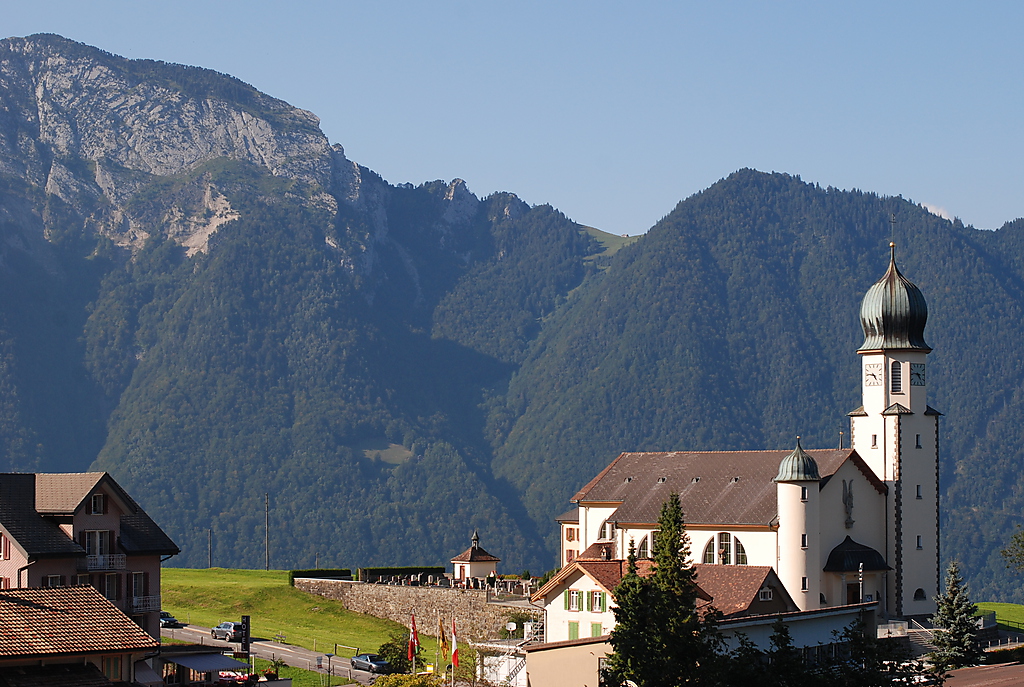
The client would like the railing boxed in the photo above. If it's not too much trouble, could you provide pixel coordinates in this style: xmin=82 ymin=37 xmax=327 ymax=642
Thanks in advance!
xmin=77 ymin=554 xmax=126 ymax=571
xmin=129 ymin=595 xmax=160 ymax=613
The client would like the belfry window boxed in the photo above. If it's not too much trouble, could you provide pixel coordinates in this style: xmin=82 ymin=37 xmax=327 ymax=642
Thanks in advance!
xmin=916 ymin=434 xmax=922 ymax=449
xmin=914 ymin=588 xmax=926 ymax=601
xmin=891 ymin=361 xmax=902 ymax=393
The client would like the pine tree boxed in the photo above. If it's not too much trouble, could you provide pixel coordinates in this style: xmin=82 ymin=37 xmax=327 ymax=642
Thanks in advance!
xmin=605 ymin=494 xmax=721 ymax=687
xmin=930 ymin=560 xmax=982 ymax=669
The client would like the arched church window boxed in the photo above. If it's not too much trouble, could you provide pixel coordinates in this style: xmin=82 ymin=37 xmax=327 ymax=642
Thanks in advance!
xmin=637 ymin=536 xmax=649 ymax=559
xmin=718 ymin=532 xmax=732 ymax=564
xmin=891 ymin=361 xmax=902 ymax=393
xmin=914 ymin=588 xmax=926 ymax=601
xmin=735 ymin=537 xmax=747 ymax=565
xmin=702 ymin=539 xmax=715 ymax=564
xmin=703 ymin=533 xmax=748 ymax=564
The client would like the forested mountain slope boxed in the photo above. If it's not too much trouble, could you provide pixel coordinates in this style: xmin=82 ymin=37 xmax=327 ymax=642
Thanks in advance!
xmin=2 ymin=35 xmax=1024 ymax=600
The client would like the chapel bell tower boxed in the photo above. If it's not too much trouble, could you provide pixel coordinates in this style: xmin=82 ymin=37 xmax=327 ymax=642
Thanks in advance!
xmin=849 ymin=243 xmax=939 ymax=618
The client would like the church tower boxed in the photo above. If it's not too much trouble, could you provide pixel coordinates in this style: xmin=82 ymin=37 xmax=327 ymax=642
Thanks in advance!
xmin=849 ymin=244 xmax=939 ymax=618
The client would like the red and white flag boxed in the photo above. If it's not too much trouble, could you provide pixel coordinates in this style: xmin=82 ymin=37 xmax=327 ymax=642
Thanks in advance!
xmin=408 ymin=613 xmax=420 ymax=661
xmin=451 ymin=618 xmax=459 ymax=668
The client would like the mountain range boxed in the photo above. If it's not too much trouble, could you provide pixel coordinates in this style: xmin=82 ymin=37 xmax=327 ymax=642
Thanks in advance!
xmin=1 ymin=34 xmax=1023 ymax=601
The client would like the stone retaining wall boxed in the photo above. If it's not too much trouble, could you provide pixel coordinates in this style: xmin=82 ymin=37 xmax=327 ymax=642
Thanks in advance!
xmin=295 ymin=579 xmax=540 ymax=641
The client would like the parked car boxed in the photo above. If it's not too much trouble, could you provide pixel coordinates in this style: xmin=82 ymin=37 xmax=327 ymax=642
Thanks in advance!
xmin=160 ymin=611 xmax=181 ymax=628
xmin=212 ymin=621 xmax=245 ymax=642
xmin=351 ymin=654 xmax=390 ymax=673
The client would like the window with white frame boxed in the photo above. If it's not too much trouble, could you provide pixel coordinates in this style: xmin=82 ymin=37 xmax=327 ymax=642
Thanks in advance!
xmin=591 ymin=590 xmax=606 ymax=612
xmin=104 ymin=573 xmax=119 ymax=600
xmin=758 ymin=587 xmax=773 ymax=601
xmin=637 ymin=536 xmax=649 ymax=559
xmin=83 ymin=530 xmax=111 ymax=556
xmin=90 ymin=493 xmax=106 ymax=515
xmin=568 ymin=589 xmax=582 ymax=611
xmin=43 ymin=575 xmax=63 ymax=588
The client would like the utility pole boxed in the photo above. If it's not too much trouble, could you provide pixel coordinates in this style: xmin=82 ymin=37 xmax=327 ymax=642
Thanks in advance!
xmin=265 ymin=493 xmax=270 ymax=571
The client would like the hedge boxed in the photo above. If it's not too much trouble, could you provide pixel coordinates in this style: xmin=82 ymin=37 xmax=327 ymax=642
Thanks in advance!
xmin=289 ymin=569 xmax=353 ymax=586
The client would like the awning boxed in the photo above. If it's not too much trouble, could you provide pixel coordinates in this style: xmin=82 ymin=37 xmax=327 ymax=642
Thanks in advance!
xmin=823 ymin=535 xmax=890 ymax=572
xmin=134 ymin=661 xmax=163 ymax=686
xmin=166 ymin=653 xmax=250 ymax=672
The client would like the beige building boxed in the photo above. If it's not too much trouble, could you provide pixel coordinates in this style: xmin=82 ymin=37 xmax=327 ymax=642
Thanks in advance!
xmin=0 ymin=472 xmax=179 ymax=637
xmin=451 ymin=530 xmax=500 ymax=581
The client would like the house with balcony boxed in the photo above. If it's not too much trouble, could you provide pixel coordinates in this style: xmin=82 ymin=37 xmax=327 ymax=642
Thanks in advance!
xmin=0 ymin=472 xmax=178 ymax=638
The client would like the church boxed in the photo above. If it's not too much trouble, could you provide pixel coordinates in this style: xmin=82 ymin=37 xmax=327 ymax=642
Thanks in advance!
xmin=550 ymin=245 xmax=939 ymax=625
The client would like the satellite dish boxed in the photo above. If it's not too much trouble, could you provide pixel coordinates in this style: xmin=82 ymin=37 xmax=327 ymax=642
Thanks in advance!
xmin=506 ymin=622 xmax=517 ymax=631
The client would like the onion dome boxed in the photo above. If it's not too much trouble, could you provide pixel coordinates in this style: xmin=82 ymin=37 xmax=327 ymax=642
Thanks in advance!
xmin=858 ymin=244 xmax=930 ymax=352
xmin=774 ymin=437 xmax=821 ymax=482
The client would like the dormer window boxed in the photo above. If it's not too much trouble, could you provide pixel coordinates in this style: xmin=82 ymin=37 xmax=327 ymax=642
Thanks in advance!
xmin=758 ymin=587 xmax=773 ymax=601
xmin=90 ymin=494 xmax=107 ymax=515
xmin=891 ymin=361 xmax=902 ymax=394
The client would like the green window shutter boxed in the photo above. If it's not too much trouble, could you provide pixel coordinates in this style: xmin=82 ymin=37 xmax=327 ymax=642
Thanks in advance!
xmin=600 ymin=592 xmax=607 ymax=612
xmin=568 ymin=621 xmax=579 ymax=640
xmin=586 ymin=591 xmax=592 ymax=612
xmin=591 ymin=623 xmax=602 ymax=637
xmin=564 ymin=590 xmax=570 ymax=611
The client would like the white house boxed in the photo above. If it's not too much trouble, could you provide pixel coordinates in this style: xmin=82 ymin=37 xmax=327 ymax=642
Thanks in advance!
xmin=451 ymin=530 xmax=500 ymax=581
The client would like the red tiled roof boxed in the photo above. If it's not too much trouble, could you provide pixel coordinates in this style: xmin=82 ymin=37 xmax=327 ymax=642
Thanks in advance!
xmin=0 ymin=586 xmax=158 ymax=658
xmin=572 ymin=449 xmax=871 ymax=526
xmin=451 ymin=545 xmax=500 ymax=563
xmin=691 ymin=564 xmax=798 ymax=617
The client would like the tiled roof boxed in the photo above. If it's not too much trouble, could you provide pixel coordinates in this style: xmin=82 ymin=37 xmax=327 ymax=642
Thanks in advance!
xmin=555 ymin=508 xmax=579 ymax=523
xmin=34 ymin=473 xmax=108 ymax=514
xmin=0 ymin=475 xmax=83 ymax=560
xmin=572 ymin=449 xmax=860 ymax=526
xmin=451 ymin=545 xmax=500 ymax=563
xmin=692 ymin=564 xmax=796 ymax=617
xmin=534 ymin=558 xmax=710 ymax=604
xmin=0 ymin=663 xmax=113 ymax=687
xmin=0 ymin=586 xmax=158 ymax=658
xmin=118 ymin=491 xmax=180 ymax=556
xmin=577 ymin=542 xmax=615 ymax=561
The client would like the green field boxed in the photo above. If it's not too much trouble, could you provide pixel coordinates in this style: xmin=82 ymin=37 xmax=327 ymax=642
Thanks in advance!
xmin=977 ymin=602 xmax=1024 ymax=628
xmin=162 ymin=568 xmax=439 ymax=661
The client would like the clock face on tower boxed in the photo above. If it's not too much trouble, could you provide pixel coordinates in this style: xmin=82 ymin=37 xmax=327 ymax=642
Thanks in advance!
xmin=910 ymin=363 xmax=926 ymax=386
xmin=864 ymin=363 xmax=883 ymax=386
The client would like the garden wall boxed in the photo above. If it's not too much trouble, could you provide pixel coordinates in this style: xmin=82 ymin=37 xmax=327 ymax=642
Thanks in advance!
xmin=294 ymin=579 xmax=539 ymax=641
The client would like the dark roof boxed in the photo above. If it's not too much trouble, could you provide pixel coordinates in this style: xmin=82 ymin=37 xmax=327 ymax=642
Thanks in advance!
xmin=0 ymin=586 xmax=158 ymax=658
xmin=0 ymin=663 xmax=113 ymax=687
xmin=572 ymin=449 xmax=858 ymax=526
xmin=578 ymin=542 xmax=615 ymax=561
xmin=823 ymin=536 xmax=890 ymax=572
xmin=451 ymin=545 xmax=500 ymax=563
xmin=522 ymin=635 xmax=610 ymax=652
xmin=847 ymin=406 xmax=868 ymax=417
xmin=774 ymin=439 xmax=821 ymax=482
xmin=925 ymin=406 xmax=943 ymax=416
xmin=693 ymin=564 xmax=798 ymax=618
xmin=555 ymin=508 xmax=579 ymax=524
xmin=116 ymin=489 xmax=179 ymax=556
xmin=0 ymin=475 xmax=84 ymax=560
xmin=858 ymin=245 xmax=930 ymax=352
xmin=882 ymin=403 xmax=913 ymax=415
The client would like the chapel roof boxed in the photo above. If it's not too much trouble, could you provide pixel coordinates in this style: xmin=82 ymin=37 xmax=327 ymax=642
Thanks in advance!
xmin=451 ymin=531 xmax=500 ymax=563
xmin=858 ymin=244 xmax=930 ymax=353
xmin=571 ymin=448 xmax=862 ymax=526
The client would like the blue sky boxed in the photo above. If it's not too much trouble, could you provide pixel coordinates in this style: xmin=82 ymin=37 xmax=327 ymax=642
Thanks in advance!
xmin=5 ymin=1 xmax=1023 ymax=234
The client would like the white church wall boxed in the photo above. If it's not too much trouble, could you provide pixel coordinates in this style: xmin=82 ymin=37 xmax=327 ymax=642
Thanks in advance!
xmin=579 ymin=506 xmax=619 ymax=550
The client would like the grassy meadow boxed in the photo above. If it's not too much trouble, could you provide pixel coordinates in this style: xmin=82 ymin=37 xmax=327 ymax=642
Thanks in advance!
xmin=161 ymin=568 xmax=440 ymax=660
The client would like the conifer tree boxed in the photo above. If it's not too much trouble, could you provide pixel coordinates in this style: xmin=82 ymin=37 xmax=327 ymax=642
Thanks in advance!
xmin=605 ymin=494 xmax=721 ymax=687
xmin=930 ymin=560 xmax=982 ymax=669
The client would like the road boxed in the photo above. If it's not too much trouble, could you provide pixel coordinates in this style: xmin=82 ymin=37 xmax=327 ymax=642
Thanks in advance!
xmin=161 ymin=623 xmax=374 ymax=684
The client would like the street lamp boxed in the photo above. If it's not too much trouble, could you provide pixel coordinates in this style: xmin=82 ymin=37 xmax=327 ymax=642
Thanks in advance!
xmin=326 ymin=653 xmax=334 ymax=682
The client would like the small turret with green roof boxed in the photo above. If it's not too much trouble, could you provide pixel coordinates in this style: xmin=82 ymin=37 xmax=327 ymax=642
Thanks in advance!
xmin=774 ymin=437 xmax=821 ymax=482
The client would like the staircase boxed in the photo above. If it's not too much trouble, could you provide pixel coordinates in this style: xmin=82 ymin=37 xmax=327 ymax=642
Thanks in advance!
xmin=907 ymin=620 xmax=938 ymax=658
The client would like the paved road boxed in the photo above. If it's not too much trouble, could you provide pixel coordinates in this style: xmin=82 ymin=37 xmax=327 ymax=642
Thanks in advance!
xmin=161 ymin=624 xmax=374 ymax=684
